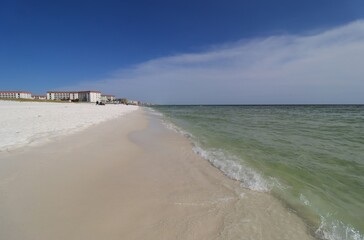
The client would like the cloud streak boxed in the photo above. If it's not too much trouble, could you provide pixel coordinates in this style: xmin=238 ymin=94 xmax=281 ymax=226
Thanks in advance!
xmin=72 ymin=20 xmax=364 ymax=104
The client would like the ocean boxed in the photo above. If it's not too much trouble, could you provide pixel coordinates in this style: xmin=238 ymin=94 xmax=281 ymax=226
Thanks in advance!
xmin=151 ymin=105 xmax=364 ymax=240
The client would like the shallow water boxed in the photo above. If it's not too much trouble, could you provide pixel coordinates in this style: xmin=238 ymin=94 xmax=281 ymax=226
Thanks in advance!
xmin=152 ymin=105 xmax=364 ymax=240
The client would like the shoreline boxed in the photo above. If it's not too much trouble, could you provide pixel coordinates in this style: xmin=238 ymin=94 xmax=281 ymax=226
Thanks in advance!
xmin=0 ymin=108 xmax=314 ymax=239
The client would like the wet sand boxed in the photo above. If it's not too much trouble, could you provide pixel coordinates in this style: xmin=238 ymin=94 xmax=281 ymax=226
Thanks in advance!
xmin=0 ymin=109 xmax=314 ymax=240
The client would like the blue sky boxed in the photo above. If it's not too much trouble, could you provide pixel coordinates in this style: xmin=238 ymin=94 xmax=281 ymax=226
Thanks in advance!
xmin=1 ymin=0 xmax=364 ymax=103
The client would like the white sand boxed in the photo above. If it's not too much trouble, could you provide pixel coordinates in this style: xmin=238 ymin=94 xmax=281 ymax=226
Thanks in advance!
xmin=0 ymin=109 xmax=314 ymax=240
xmin=0 ymin=101 xmax=138 ymax=152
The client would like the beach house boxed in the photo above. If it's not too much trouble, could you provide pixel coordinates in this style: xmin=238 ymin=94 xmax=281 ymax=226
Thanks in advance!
xmin=127 ymin=100 xmax=140 ymax=105
xmin=0 ymin=91 xmax=32 ymax=99
xmin=101 ymin=94 xmax=116 ymax=103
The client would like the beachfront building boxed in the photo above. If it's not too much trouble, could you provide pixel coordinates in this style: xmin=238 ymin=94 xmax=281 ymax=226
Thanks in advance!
xmin=47 ymin=90 xmax=101 ymax=103
xmin=47 ymin=91 xmax=79 ymax=101
xmin=0 ymin=91 xmax=32 ymax=99
xmin=78 ymin=91 xmax=101 ymax=103
xmin=101 ymin=94 xmax=116 ymax=103
xmin=32 ymin=95 xmax=47 ymax=100
xmin=127 ymin=100 xmax=140 ymax=105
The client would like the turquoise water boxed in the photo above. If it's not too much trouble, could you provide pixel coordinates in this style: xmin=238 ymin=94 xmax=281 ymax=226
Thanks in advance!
xmin=152 ymin=105 xmax=364 ymax=240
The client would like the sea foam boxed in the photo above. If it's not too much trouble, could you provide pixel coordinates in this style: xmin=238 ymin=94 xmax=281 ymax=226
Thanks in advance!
xmin=316 ymin=216 xmax=364 ymax=240
xmin=150 ymin=108 xmax=271 ymax=192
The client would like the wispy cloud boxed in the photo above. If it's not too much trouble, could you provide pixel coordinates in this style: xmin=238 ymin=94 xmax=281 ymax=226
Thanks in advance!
xmin=71 ymin=20 xmax=364 ymax=104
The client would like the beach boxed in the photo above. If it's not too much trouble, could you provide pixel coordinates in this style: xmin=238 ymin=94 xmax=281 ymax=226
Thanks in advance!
xmin=0 ymin=103 xmax=314 ymax=240
xmin=0 ymin=101 xmax=138 ymax=152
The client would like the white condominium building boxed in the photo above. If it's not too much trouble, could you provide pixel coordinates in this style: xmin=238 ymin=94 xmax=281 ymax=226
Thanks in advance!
xmin=78 ymin=91 xmax=101 ymax=103
xmin=1 ymin=90 xmax=102 ymax=103
xmin=47 ymin=91 xmax=79 ymax=101
xmin=0 ymin=91 xmax=32 ymax=99
xmin=47 ymin=91 xmax=101 ymax=103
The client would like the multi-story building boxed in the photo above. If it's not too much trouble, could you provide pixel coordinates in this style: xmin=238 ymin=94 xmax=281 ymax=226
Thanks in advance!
xmin=46 ymin=91 xmax=79 ymax=101
xmin=78 ymin=91 xmax=101 ymax=103
xmin=0 ymin=91 xmax=32 ymax=99
xmin=101 ymin=94 xmax=116 ymax=103
xmin=46 ymin=90 xmax=101 ymax=103
xmin=1 ymin=90 xmax=103 ymax=103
